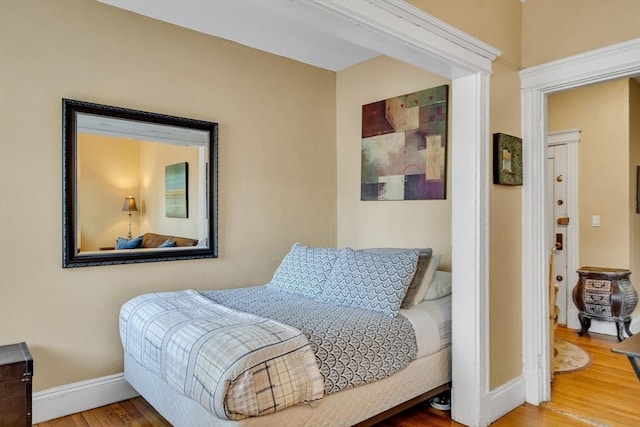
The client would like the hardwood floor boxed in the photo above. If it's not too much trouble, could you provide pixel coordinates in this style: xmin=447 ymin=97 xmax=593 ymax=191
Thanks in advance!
xmin=35 ymin=326 xmax=639 ymax=426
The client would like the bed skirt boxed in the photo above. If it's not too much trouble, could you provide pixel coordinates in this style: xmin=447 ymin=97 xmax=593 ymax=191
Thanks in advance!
xmin=124 ymin=345 xmax=451 ymax=427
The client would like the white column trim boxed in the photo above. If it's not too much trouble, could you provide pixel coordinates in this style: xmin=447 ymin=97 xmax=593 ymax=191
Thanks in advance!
xmin=450 ymin=72 xmax=493 ymax=426
xmin=521 ymin=87 xmax=549 ymax=404
xmin=520 ymin=37 xmax=640 ymax=404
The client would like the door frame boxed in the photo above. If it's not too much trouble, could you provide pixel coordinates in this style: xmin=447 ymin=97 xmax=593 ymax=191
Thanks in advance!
xmin=547 ymin=129 xmax=580 ymax=329
xmin=520 ymin=38 xmax=640 ymax=404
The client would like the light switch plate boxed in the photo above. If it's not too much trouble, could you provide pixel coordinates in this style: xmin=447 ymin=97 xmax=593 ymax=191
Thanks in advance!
xmin=592 ymin=215 xmax=600 ymax=227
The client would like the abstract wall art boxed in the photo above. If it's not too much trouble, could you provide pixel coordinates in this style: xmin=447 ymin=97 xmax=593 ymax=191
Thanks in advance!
xmin=361 ymin=85 xmax=449 ymax=201
xmin=165 ymin=162 xmax=188 ymax=218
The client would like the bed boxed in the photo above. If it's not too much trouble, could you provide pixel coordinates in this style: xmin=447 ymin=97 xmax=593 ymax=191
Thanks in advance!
xmin=120 ymin=244 xmax=452 ymax=426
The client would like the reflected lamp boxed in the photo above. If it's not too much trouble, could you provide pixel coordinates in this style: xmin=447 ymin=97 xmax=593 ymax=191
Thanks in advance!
xmin=121 ymin=196 xmax=138 ymax=239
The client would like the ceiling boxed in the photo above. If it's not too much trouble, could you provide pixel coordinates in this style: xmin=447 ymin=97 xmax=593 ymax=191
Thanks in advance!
xmin=97 ymin=0 xmax=640 ymax=83
xmin=97 ymin=0 xmax=381 ymax=71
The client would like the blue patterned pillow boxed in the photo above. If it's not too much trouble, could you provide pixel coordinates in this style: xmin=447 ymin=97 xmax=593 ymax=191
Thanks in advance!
xmin=358 ymin=247 xmax=433 ymax=309
xmin=115 ymin=236 xmax=142 ymax=249
xmin=319 ymin=248 xmax=419 ymax=317
xmin=267 ymin=243 xmax=338 ymax=297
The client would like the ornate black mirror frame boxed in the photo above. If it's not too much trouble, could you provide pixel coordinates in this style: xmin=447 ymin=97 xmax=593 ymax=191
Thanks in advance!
xmin=62 ymin=99 xmax=218 ymax=267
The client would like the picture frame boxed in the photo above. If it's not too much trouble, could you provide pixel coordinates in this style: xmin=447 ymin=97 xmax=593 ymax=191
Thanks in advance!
xmin=493 ymin=133 xmax=523 ymax=186
xmin=361 ymin=85 xmax=449 ymax=201
xmin=636 ymin=166 xmax=639 ymax=214
xmin=165 ymin=162 xmax=188 ymax=218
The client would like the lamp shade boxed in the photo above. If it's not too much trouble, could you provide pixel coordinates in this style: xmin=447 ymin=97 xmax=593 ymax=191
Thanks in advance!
xmin=122 ymin=196 xmax=138 ymax=212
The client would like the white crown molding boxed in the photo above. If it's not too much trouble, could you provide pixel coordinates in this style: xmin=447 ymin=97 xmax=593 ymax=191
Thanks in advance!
xmin=546 ymin=129 xmax=580 ymax=146
xmin=303 ymin=0 xmax=501 ymax=76
xmin=32 ymin=373 xmax=138 ymax=423
xmin=364 ymin=0 xmax=501 ymax=61
xmin=520 ymin=38 xmax=640 ymax=93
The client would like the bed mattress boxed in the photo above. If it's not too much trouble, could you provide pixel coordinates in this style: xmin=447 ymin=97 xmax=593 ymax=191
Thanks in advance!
xmin=125 ymin=345 xmax=451 ymax=427
xmin=123 ymin=290 xmax=452 ymax=425
xmin=401 ymin=294 xmax=452 ymax=358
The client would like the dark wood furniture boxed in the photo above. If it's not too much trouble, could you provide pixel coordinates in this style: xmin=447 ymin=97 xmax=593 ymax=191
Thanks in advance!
xmin=0 ymin=342 xmax=33 ymax=427
xmin=611 ymin=333 xmax=640 ymax=381
xmin=573 ymin=267 xmax=638 ymax=341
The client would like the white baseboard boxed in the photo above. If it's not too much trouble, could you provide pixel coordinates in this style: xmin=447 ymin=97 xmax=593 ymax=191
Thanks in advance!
xmin=488 ymin=375 xmax=526 ymax=424
xmin=34 ymin=371 xmax=525 ymax=425
xmin=32 ymin=373 xmax=139 ymax=423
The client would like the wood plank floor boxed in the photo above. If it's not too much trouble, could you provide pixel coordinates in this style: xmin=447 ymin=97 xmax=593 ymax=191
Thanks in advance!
xmin=35 ymin=326 xmax=640 ymax=426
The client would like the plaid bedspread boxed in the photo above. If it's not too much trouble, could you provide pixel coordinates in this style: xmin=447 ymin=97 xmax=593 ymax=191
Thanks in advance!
xmin=119 ymin=290 xmax=324 ymax=420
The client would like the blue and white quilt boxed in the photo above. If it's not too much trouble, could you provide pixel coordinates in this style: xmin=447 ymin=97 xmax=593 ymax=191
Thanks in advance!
xmin=119 ymin=290 xmax=324 ymax=420
xmin=203 ymin=285 xmax=417 ymax=394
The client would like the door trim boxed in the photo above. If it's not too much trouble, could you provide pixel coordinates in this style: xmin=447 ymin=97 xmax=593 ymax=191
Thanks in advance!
xmin=547 ymin=130 xmax=580 ymax=329
xmin=520 ymin=38 xmax=640 ymax=404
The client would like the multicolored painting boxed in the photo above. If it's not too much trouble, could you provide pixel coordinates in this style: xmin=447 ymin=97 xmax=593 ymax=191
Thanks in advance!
xmin=165 ymin=162 xmax=188 ymax=218
xmin=361 ymin=85 xmax=448 ymax=201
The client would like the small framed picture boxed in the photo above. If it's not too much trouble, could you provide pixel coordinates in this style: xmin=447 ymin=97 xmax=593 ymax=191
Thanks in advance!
xmin=636 ymin=166 xmax=639 ymax=214
xmin=493 ymin=133 xmax=522 ymax=186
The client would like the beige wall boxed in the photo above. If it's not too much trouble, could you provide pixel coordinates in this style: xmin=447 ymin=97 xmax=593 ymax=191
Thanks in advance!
xmin=548 ymin=80 xmax=632 ymax=269
xmin=522 ymin=0 xmax=640 ymax=67
xmin=336 ymin=57 xmax=452 ymax=266
xmin=406 ymin=0 xmax=524 ymax=388
xmin=0 ymin=0 xmax=336 ymax=391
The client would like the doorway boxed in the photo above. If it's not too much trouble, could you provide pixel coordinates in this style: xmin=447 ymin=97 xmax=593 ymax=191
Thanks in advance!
xmin=546 ymin=130 xmax=580 ymax=329
xmin=520 ymin=37 xmax=640 ymax=405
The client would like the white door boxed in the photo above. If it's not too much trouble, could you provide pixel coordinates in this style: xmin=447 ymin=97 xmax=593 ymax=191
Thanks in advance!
xmin=547 ymin=145 xmax=569 ymax=324
xmin=547 ymin=130 xmax=580 ymax=328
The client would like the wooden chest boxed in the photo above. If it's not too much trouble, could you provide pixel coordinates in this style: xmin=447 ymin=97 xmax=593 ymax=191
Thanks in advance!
xmin=573 ymin=267 xmax=638 ymax=341
xmin=0 ymin=342 xmax=33 ymax=427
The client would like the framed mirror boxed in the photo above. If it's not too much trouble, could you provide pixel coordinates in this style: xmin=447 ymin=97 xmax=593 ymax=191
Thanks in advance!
xmin=62 ymin=99 xmax=218 ymax=267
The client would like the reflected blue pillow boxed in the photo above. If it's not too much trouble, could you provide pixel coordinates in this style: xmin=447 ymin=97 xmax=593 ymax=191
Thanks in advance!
xmin=115 ymin=236 xmax=142 ymax=250
xmin=158 ymin=239 xmax=176 ymax=248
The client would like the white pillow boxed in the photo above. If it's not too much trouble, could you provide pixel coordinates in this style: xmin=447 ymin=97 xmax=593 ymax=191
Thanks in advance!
xmin=411 ymin=254 xmax=442 ymax=303
xmin=423 ymin=270 xmax=452 ymax=300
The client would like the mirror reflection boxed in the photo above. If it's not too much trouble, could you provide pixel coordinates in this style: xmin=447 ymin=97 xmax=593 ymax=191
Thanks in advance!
xmin=63 ymin=99 xmax=218 ymax=267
